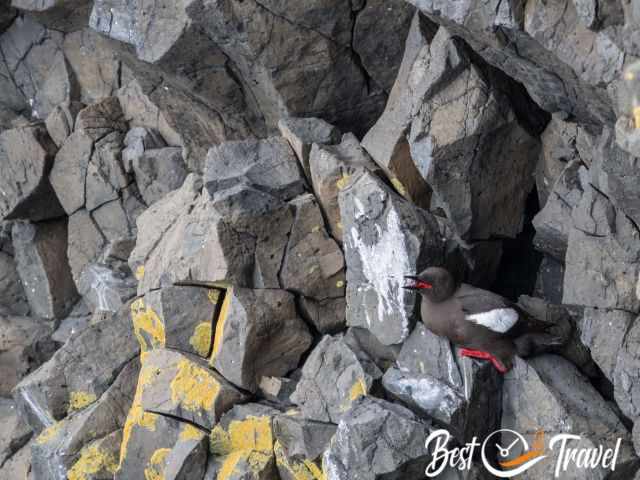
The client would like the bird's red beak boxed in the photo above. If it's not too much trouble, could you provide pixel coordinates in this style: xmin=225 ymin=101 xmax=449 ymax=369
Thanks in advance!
xmin=403 ymin=275 xmax=432 ymax=290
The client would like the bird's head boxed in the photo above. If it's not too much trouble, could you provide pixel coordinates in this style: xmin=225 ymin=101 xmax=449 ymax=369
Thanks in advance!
xmin=403 ymin=266 xmax=456 ymax=303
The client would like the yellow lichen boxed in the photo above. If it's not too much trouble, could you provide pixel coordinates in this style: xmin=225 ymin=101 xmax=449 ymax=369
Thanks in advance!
xmin=217 ymin=450 xmax=272 ymax=480
xmin=311 ymin=225 xmax=321 ymax=233
xmin=135 ymin=265 xmax=145 ymax=280
xmin=210 ymin=415 xmax=273 ymax=456
xmin=210 ymin=424 xmax=233 ymax=456
xmin=349 ymin=378 xmax=368 ymax=402
xmin=336 ymin=222 xmax=343 ymax=230
xmin=390 ymin=177 xmax=407 ymax=197
xmin=68 ymin=391 xmax=97 ymax=412
xmin=335 ymin=280 xmax=344 ymax=288
xmin=179 ymin=424 xmax=204 ymax=442
xmin=227 ymin=416 xmax=273 ymax=452
xmin=207 ymin=289 xmax=221 ymax=305
xmin=131 ymin=298 xmax=165 ymax=352
xmin=274 ymin=441 xmax=326 ymax=480
xmin=67 ymin=444 xmax=118 ymax=480
xmin=36 ymin=422 xmax=62 ymax=445
xmin=170 ymin=359 xmax=220 ymax=412
xmin=118 ymin=360 xmax=159 ymax=468
xmin=335 ymin=173 xmax=351 ymax=190
xmin=144 ymin=448 xmax=170 ymax=480
xmin=210 ymin=287 xmax=233 ymax=364
xmin=189 ymin=322 xmax=213 ymax=357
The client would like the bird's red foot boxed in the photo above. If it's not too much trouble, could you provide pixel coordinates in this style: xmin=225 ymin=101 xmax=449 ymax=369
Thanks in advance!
xmin=459 ymin=348 xmax=509 ymax=374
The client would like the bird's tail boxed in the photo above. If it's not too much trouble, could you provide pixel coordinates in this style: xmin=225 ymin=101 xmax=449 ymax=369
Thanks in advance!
xmin=514 ymin=333 xmax=565 ymax=357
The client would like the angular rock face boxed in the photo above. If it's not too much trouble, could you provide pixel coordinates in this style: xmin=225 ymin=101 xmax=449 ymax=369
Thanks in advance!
xmin=30 ymin=359 xmax=138 ymax=480
xmin=210 ymin=287 xmax=312 ymax=392
xmin=503 ymin=356 xmax=637 ymax=480
xmin=339 ymin=169 xmax=445 ymax=345
xmin=134 ymin=285 xmax=221 ymax=357
xmin=322 ymin=396 xmax=432 ymax=480
xmin=408 ymin=55 xmax=541 ymax=241
xmin=406 ymin=0 xmax=619 ymax=126
xmin=12 ymin=219 xmax=78 ymax=319
xmin=11 ymin=0 xmax=92 ymax=32
xmin=208 ymin=403 xmax=280 ymax=480
xmin=280 ymin=193 xmax=345 ymax=305
xmin=139 ymin=349 xmax=247 ymax=430
xmin=291 ymin=335 xmax=381 ymax=424
xmin=532 ymin=161 xmax=587 ymax=261
xmin=310 ymin=133 xmax=379 ymax=242
xmin=0 ymin=16 xmax=72 ymax=120
xmin=14 ymin=302 xmax=139 ymax=432
xmin=0 ymin=314 xmax=56 ymax=396
xmin=205 ymin=137 xmax=306 ymax=202
xmin=132 ymin=147 xmax=188 ymax=206
xmin=614 ymin=318 xmax=640 ymax=421
xmin=0 ymin=125 xmax=62 ymax=221
xmin=277 ymin=117 xmax=341 ymax=180
xmin=388 ymin=323 xmax=502 ymax=444
xmin=0 ymin=248 xmax=29 ymax=316
xmin=563 ymin=184 xmax=640 ymax=311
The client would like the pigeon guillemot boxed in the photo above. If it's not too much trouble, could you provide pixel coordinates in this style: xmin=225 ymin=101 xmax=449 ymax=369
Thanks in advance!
xmin=404 ymin=267 xmax=560 ymax=373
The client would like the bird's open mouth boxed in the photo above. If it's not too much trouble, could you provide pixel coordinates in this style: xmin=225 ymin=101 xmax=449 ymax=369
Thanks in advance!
xmin=403 ymin=275 xmax=432 ymax=290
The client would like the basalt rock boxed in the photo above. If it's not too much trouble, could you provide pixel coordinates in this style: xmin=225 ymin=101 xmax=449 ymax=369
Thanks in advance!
xmin=0 ymin=250 xmax=29 ymax=316
xmin=132 ymin=147 xmax=188 ymax=206
xmin=66 ymin=429 xmax=122 ymax=480
xmin=10 ymin=0 xmax=92 ymax=32
xmin=277 ymin=117 xmax=341 ymax=180
xmin=0 ymin=397 xmax=32 ymax=466
xmin=0 ymin=124 xmax=62 ymax=222
xmin=532 ymin=160 xmax=587 ymax=261
xmin=389 ymin=322 xmax=502 ymax=444
xmin=309 ymin=133 xmax=380 ymax=241
xmin=322 ymin=396 xmax=432 ymax=480
xmin=408 ymin=50 xmax=541 ymax=241
xmin=281 ymin=193 xmax=345 ymax=303
xmin=273 ymin=412 xmax=336 ymax=462
xmin=503 ymin=355 xmax=637 ymax=480
xmin=0 ymin=16 xmax=72 ymax=119
xmin=12 ymin=219 xmax=78 ymax=320
xmin=362 ymin=22 xmax=457 ymax=209
xmin=210 ymin=287 xmax=312 ymax=393
xmin=13 ymin=301 xmax=139 ymax=432
xmin=121 ymin=127 xmax=166 ymax=174
xmin=291 ymin=335 xmax=381 ymax=424
xmin=339 ymin=169 xmax=445 ymax=345
xmin=614 ymin=318 xmax=640 ymax=421
xmin=139 ymin=348 xmax=247 ymax=430
xmin=30 ymin=359 xmax=138 ymax=480
xmin=133 ymin=285 xmax=221 ymax=358
xmin=405 ymin=0 xmax=620 ymax=127
xmin=116 ymin=411 xmax=208 ymax=480
xmin=207 ymin=403 xmax=280 ymax=480
xmin=0 ymin=314 xmax=56 ymax=397
xmin=205 ymin=137 xmax=306 ymax=202
xmin=563 ymin=182 xmax=640 ymax=311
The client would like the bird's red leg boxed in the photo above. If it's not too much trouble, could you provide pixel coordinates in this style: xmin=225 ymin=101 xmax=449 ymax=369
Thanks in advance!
xmin=459 ymin=348 xmax=508 ymax=374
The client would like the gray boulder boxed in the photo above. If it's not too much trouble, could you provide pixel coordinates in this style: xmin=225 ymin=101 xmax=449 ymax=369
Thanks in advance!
xmin=278 ymin=117 xmax=341 ymax=180
xmin=132 ymin=147 xmax=188 ymax=206
xmin=322 ymin=396 xmax=432 ymax=480
xmin=205 ymin=137 xmax=306 ymax=202
xmin=291 ymin=335 xmax=381 ymax=423
xmin=339 ymin=169 xmax=445 ymax=345
xmin=12 ymin=219 xmax=78 ymax=320
xmin=139 ymin=348 xmax=247 ymax=430
xmin=210 ymin=287 xmax=312 ymax=393
xmin=0 ymin=125 xmax=62 ymax=221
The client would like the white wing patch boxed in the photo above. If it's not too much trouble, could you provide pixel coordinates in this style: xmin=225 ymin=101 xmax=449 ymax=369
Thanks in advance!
xmin=465 ymin=308 xmax=518 ymax=333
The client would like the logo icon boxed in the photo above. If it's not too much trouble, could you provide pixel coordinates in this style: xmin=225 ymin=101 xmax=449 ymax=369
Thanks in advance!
xmin=482 ymin=429 xmax=547 ymax=478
